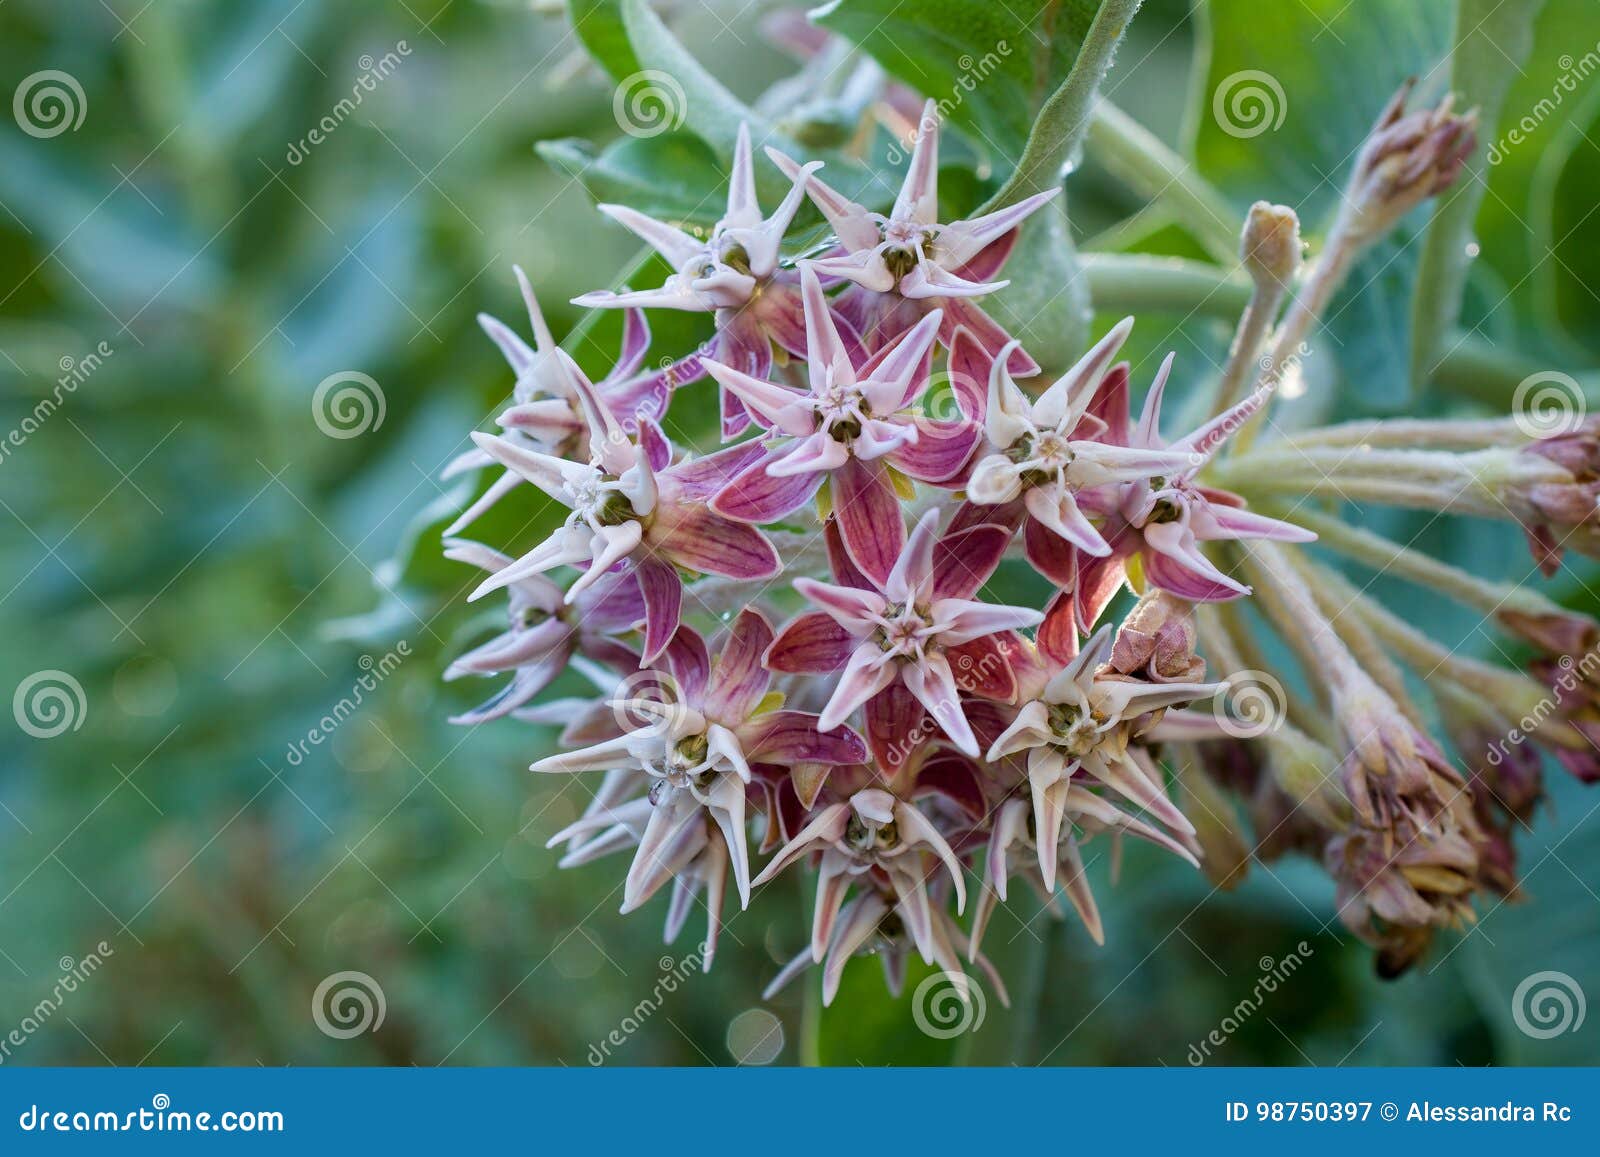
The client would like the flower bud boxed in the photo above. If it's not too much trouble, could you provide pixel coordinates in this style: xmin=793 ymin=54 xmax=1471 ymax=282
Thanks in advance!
xmin=1241 ymin=201 xmax=1302 ymax=290
xmin=1343 ymin=81 xmax=1477 ymax=244
xmin=1107 ymin=590 xmax=1205 ymax=683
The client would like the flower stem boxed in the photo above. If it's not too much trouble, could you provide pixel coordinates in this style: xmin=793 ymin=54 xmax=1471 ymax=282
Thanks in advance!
xmin=1084 ymin=101 xmax=1240 ymax=260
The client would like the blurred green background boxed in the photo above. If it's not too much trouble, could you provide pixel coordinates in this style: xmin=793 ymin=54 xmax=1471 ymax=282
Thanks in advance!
xmin=2 ymin=0 xmax=1598 ymax=1066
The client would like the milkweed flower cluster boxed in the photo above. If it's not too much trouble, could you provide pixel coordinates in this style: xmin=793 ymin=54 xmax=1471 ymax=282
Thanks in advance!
xmin=441 ymin=87 xmax=1600 ymax=999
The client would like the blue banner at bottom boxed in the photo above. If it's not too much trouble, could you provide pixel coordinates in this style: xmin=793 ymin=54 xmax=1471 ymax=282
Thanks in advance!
xmin=0 ymin=1068 xmax=1593 ymax=1151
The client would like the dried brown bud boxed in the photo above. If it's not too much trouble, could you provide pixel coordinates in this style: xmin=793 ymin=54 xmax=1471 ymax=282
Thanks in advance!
xmin=1107 ymin=590 xmax=1205 ymax=683
xmin=1344 ymin=79 xmax=1477 ymax=243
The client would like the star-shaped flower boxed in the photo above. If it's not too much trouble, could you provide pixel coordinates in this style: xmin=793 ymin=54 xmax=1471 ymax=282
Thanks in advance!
xmin=766 ymin=509 xmax=1041 ymax=756
xmin=965 ymin=319 xmax=1195 ymax=562
xmin=440 ymin=539 xmax=643 ymax=724
xmin=1063 ymin=354 xmax=1315 ymax=635
xmin=752 ymin=787 xmax=966 ymax=986
xmin=574 ymin=123 xmax=820 ymax=435
xmin=705 ymin=264 xmax=979 ymax=581
xmin=985 ymin=626 xmax=1217 ymax=888
xmin=533 ymin=612 xmax=868 ymax=935
xmin=769 ymin=100 xmax=1058 ymax=374
xmin=468 ymin=361 xmax=778 ymax=661
xmin=443 ymin=266 xmax=699 ymax=536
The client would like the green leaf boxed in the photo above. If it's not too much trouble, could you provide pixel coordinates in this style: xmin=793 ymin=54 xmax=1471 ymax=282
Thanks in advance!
xmin=815 ymin=0 xmax=1101 ymax=168
xmin=1533 ymin=88 xmax=1600 ymax=360
xmin=1190 ymin=0 xmax=1453 ymax=410
xmin=1471 ymin=0 xmax=1600 ymax=354
xmin=566 ymin=0 xmax=637 ymax=81
xmin=1411 ymin=0 xmax=1544 ymax=384
xmin=536 ymin=132 xmax=728 ymax=225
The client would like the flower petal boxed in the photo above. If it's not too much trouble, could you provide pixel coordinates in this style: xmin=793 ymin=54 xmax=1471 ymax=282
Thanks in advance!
xmin=703 ymin=608 xmax=774 ymax=719
xmin=765 ymin=612 xmax=857 ymax=674
xmin=833 ymin=456 xmax=906 ymax=588
xmin=711 ymin=453 xmax=825 ymax=523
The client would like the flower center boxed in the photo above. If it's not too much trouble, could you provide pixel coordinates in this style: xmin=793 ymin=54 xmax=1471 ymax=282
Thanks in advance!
xmin=845 ymin=814 xmax=900 ymax=852
xmin=874 ymin=603 xmax=935 ymax=661
xmin=1047 ymin=702 xmax=1104 ymax=758
xmin=816 ymin=369 xmax=872 ymax=443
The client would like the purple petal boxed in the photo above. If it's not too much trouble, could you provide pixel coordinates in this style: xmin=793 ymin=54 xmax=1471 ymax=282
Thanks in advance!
xmin=635 ymin=557 xmax=684 ymax=665
xmin=832 ymin=457 xmax=905 ymax=588
xmin=889 ymin=417 xmax=979 ymax=484
xmin=866 ymin=683 xmax=928 ymax=781
xmin=931 ymin=522 xmax=1011 ymax=600
xmin=765 ymin=611 xmax=856 ymax=674
xmin=819 ymin=644 xmax=899 ymax=731
xmin=742 ymin=711 xmax=867 ymax=765
xmin=937 ymin=298 xmax=1037 ymax=376
xmin=704 ymin=608 xmax=774 ymax=720
xmin=711 ymin=453 xmax=823 ymax=523
xmin=654 ymin=505 xmax=780 ymax=580
xmin=657 ymin=621 xmax=710 ymax=705
xmin=666 ymin=441 xmax=769 ymax=501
